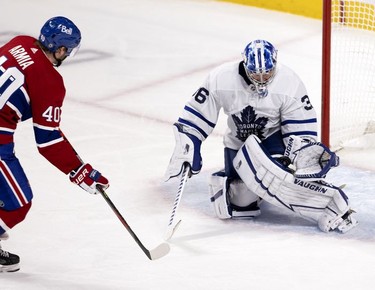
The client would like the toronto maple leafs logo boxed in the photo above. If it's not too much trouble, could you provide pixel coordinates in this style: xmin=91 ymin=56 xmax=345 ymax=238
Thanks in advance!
xmin=231 ymin=106 xmax=268 ymax=141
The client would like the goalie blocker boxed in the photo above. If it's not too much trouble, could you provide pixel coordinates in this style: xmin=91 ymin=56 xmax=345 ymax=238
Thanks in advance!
xmin=223 ymin=135 xmax=357 ymax=233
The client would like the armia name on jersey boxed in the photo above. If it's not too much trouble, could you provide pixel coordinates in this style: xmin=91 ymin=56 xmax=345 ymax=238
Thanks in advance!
xmin=9 ymin=45 xmax=34 ymax=70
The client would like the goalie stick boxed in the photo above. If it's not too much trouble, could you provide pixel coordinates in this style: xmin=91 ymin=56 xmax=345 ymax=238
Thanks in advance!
xmin=164 ymin=163 xmax=190 ymax=240
xmin=97 ymin=186 xmax=170 ymax=260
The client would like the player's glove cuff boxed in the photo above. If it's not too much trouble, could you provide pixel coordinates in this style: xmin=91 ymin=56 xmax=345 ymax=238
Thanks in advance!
xmin=69 ymin=163 xmax=109 ymax=194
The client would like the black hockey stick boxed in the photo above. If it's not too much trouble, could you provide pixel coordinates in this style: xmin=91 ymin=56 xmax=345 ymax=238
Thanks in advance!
xmin=164 ymin=163 xmax=190 ymax=240
xmin=60 ymin=131 xmax=169 ymax=260
xmin=97 ymin=186 xmax=170 ymax=260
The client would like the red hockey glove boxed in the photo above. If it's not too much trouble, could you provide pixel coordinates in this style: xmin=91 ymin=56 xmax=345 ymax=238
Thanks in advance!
xmin=69 ymin=163 xmax=109 ymax=194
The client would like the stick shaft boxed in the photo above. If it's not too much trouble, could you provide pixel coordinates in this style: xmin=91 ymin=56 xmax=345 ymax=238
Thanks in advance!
xmin=61 ymin=131 xmax=169 ymax=260
xmin=97 ymin=186 xmax=154 ymax=260
xmin=164 ymin=164 xmax=190 ymax=240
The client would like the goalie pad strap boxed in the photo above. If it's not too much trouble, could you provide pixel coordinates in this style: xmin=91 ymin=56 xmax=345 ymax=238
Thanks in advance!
xmin=208 ymin=174 xmax=231 ymax=219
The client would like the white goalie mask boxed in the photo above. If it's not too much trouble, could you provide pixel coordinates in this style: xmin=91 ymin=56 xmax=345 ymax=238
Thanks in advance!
xmin=242 ymin=40 xmax=278 ymax=97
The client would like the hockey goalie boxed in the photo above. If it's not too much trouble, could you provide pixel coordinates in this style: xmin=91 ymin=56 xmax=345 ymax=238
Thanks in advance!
xmin=165 ymin=39 xmax=358 ymax=233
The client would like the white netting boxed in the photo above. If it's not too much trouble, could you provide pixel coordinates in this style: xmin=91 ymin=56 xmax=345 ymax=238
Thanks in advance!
xmin=330 ymin=0 xmax=375 ymax=148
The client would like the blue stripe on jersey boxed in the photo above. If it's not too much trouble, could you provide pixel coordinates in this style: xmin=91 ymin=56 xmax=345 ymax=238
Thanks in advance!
xmin=0 ymin=74 xmax=14 ymax=96
xmin=178 ymin=118 xmax=208 ymax=138
xmin=0 ymin=143 xmax=33 ymax=210
xmin=282 ymin=131 xmax=318 ymax=139
xmin=8 ymin=89 xmax=32 ymax=121
xmin=184 ymin=106 xmax=216 ymax=128
xmin=33 ymin=126 xmax=62 ymax=146
xmin=262 ymin=130 xmax=285 ymax=155
xmin=281 ymin=118 xmax=317 ymax=126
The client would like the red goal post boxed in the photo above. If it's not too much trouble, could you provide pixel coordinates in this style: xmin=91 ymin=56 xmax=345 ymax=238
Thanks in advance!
xmin=321 ymin=0 xmax=375 ymax=149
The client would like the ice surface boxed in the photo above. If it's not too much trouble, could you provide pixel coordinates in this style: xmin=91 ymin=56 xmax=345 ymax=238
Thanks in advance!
xmin=1 ymin=0 xmax=374 ymax=289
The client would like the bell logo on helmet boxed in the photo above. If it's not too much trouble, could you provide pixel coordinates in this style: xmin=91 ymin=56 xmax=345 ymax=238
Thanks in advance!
xmin=58 ymin=24 xmax=73 ymax=35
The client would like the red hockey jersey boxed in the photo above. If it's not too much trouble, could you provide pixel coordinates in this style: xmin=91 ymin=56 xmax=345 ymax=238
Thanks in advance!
xmin=0 ymin=36 xmax=82 ymax=174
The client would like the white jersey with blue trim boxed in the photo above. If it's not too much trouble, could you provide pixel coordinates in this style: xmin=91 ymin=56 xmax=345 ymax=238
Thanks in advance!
xmin=178 ymin=61 xmax=317 ymax=153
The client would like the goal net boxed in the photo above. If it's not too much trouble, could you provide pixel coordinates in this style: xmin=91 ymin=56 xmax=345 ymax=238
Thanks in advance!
xmin=321 ymin=0 xmax=375 ymax=150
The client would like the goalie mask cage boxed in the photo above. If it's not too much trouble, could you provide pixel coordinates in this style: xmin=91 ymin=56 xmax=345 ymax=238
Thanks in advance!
xmin=321 ymin=0 xmax=375 ymax=149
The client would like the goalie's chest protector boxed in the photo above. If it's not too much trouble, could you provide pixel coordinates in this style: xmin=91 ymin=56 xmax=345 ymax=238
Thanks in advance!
xmin=210 ymin=62 xmax=302 ymax=150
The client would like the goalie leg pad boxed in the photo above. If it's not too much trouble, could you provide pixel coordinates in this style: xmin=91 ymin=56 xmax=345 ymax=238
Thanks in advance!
xmin=209 ymin=171 xmax=261 ymax=219
xmin=209 ymin=172 xmax=231 ymax=219
xmin=233 ymin=135 xmax=354 ymax=230
xmin=318 ymin=208 xmax=358 ymax=233
xmin=228 ymin=179 xmax=261 ymax=218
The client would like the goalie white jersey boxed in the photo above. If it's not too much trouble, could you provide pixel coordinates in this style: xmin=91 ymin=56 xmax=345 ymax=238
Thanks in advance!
xmin=178 ymin=61 xmax=318 ymax=154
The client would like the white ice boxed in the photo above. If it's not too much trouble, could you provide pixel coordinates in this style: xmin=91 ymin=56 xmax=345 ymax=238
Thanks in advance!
xmin=1 ymin=0 xmax=374 ymax=289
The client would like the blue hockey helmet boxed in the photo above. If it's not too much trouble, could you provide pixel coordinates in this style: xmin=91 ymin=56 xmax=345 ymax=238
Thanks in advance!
xmin=39 ymin=16 xmax=81 ymax=56
xmin=242 ymin=40 xmax=277 ymax=97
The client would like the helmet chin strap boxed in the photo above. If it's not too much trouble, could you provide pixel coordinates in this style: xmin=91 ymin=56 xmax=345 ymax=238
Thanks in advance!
xmin=53 ymin=52 xmax=67 ymax=67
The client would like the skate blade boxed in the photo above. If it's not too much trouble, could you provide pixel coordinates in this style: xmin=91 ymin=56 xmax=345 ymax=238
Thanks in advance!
xmin=0 ymin=263 xmax=20 ymax=273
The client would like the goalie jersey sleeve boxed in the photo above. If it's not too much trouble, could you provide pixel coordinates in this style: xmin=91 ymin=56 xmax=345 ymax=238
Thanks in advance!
xmin=177 ymin=61 xmax=317 ymax=154
xmin=0 ymin=36 xmax=82 ymax=174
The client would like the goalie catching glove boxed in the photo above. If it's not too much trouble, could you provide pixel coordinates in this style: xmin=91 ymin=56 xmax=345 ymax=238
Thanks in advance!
xmin=164 ymin=123 xmax=202 ymax=181
xmin=282 ymin=135 xmax=339 ymax=180
xmin=69 ymin=163 xmax=109 ymax=194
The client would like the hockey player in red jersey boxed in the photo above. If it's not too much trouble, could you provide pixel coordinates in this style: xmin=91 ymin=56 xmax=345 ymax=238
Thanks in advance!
xmin=0 ymin=16 xmax=109 ymax=272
